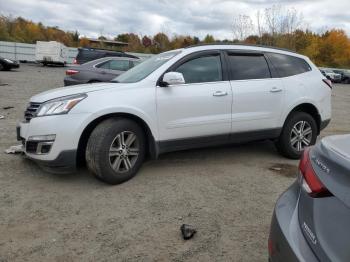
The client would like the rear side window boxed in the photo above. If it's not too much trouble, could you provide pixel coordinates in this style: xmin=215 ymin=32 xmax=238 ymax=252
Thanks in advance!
xmin=267 ymin=53 xmax=311 ymax=77
xmin=175 ymin=54 xmax=222 ymax=84
xmin=228 ymin=54 xmax=271 ymax=80
xmin=96 ymin=60 xmax=130 ymax=71
xmin=109 ymin=60 xmax=130 ymax=71
xmin=96 ymin=61 xmax=110 ymax=69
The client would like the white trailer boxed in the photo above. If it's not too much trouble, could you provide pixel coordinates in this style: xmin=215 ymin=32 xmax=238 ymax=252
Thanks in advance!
xmin=35 ymin=41 xmax=68 ymax=65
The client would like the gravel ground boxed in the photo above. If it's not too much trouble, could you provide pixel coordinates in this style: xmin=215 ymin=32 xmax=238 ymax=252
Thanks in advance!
xmin=0 ymin=64 xmax=349 ymax=262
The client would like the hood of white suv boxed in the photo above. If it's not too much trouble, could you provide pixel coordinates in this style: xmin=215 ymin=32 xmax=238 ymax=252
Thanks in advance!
xmin=30 ymin=82 xmax=126 ymax=103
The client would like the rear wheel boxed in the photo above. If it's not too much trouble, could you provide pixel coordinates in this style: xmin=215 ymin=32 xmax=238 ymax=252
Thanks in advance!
xmin=275 ymin=112 xmax=317 ymax=159
xmin=86 ymin=118 xmax=146 ymax=184
xmin=0 ymin=63 xmax=4 ymax=71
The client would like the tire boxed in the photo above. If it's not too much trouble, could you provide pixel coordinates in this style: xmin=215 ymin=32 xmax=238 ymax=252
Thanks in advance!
xmin=275 ymin=112 xmax=317 ymax=159
xmin=86 ymin=118 xmax=146 ymax=184
xmin=0 ymin=63 xmax=4 ymax=71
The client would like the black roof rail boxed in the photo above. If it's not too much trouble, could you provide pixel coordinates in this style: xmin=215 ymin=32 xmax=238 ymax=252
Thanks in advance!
xmin=184 ymin=43 xmax=298 ymax=54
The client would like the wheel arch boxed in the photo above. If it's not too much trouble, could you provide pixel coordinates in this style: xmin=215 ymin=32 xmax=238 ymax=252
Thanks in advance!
xmin=76 ymin=112 xmax=158 ymax=167
xmin=284 ymin=103 xmax=321 ymax=134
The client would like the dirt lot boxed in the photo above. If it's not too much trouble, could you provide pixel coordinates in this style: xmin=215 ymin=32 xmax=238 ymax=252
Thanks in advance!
xmin=0 ymin=64 xmax=349 ymax=262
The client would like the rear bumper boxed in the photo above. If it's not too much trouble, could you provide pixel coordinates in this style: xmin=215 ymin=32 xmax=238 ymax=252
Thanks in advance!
xmin=269 ymin=181 xmax=318 ymax=262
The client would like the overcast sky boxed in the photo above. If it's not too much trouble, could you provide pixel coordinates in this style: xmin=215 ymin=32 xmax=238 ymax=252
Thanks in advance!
xmin=1 ymin=0 xmax=349 ymax=40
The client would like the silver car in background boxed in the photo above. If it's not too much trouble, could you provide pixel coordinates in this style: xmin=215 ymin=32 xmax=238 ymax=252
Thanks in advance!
xmin=64 ymin=56 xmax=141 ymax=86
xmin=269 ymin=134 xmax=350 ymax=261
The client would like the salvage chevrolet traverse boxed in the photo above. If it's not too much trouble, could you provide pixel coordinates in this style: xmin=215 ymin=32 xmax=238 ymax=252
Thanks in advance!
xmin=17 ymin=44 xmax=332 ymax=184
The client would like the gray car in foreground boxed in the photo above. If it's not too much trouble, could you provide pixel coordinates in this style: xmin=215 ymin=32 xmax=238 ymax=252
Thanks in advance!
xmin=269 ymin=134 xmax=350 ymax=262
xmin=64 ymin=56 xmax=140 ymax=86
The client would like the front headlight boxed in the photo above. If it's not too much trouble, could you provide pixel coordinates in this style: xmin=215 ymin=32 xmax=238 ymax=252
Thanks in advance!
xmin=36 ymin=93 xmax=87 ymax=117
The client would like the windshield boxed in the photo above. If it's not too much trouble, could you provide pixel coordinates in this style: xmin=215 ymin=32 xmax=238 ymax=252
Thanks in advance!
xmin=112 ymin=50 xmax=181 ymax=83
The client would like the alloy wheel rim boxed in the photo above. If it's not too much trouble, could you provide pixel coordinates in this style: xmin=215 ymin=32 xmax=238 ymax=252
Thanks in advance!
xmin=290 ymin=120 xmax=312 ymax=152
xmin=109 ymin=131 xmax=139 ymax=173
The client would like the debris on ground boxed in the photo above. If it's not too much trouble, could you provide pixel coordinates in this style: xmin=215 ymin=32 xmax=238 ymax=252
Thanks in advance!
xmin=180 ymin=224 xmax=197 ymax=240
xmin=4 ymin=145 xmax=24 ymax=154
xmin=2 ymin=106 xmax=14 ymax=110
xmin=269 ymin=167 xmax=282 ymax=171
xmin=0 ymin=83 xmax=9 ymax=86
xmin=269 ymin=163 xmax=297 ymax=178
xmin=0 ymin=115 xmax=4 ymax=119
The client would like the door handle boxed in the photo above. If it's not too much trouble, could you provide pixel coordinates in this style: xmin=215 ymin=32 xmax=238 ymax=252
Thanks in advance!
xmin=270 ymin=87 xmax=282 ymax=93
xmin=213 ymin=91 xmax=228 ymax=97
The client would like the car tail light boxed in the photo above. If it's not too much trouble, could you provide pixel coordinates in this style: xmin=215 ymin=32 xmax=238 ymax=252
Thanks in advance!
xmin=66 ymin=69 xmax=79 ymax=75
xmin=299 ymin=148 xmax=332 ymax=197
xmin=322 ymin=78 xmax=332 ymax=89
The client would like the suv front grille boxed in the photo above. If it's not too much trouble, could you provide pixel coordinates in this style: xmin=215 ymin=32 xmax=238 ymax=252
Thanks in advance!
xmin=24 ymin=102 xmax=41 ymax=122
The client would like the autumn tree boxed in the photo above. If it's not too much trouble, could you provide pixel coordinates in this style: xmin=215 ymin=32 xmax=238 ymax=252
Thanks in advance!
xmin=114 ymin=33 xmax=129 ymax=43
xmin=1 ymin=15 xmax=350 ymax=67
xmin=153 ymin=32 xmax=170 ymax=51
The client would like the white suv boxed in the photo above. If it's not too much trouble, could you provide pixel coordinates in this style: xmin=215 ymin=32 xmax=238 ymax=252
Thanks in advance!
xmin=17 ymin=45 xmax=332 ymax=184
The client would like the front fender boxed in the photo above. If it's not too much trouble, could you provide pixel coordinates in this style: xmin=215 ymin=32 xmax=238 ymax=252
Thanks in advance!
xmin=76 ymin=106 xmax=158 ymax=140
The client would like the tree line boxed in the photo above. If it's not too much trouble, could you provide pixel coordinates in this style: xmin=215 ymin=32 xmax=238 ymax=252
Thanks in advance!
xmin=1 ymin=11 xmax=350 ymax=68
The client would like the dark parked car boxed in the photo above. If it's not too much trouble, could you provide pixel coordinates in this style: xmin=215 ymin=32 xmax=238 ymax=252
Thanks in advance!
xmin=0 ymin=57 xmax=19 ymax=71
xmin=74 ymin=48 xmax=139 ymax=65
xmin=64 ymin=56 xmax=141 ymax=86
xmin=332 ymin=69 xmax=350 ymax=84
xmin=269 ymin=134 xmax=350 ymax=261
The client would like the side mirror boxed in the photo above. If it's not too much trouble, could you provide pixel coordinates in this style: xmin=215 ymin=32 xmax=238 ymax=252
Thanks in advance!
xmin=161 ymin=72 xmax=185 ymax=86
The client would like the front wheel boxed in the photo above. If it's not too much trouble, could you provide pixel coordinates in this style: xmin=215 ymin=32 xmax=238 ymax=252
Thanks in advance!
xmin=86 ymin=118 xmax=146 ymax=184
xmin=275 ymin=112 xmax=317 ymax=159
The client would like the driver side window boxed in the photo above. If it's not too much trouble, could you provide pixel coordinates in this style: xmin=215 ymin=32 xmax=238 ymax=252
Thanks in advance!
xmin=175 ymin=54 xmax=222 ymax=84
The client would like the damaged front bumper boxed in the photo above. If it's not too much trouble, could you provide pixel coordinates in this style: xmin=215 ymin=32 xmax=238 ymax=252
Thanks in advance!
xmin=16 ymin=114 xmax=85 ymax=173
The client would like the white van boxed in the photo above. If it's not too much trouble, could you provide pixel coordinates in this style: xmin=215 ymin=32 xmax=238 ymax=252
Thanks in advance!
xmin=35 ymin=41 xmax=68 ymax=66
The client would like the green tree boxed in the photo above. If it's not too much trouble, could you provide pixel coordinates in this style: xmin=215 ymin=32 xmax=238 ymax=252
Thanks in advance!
xmin=203 ymin=34 xmax=215 ymax=43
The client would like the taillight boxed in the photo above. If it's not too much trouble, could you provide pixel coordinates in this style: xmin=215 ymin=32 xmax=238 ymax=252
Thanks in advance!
xmin=322 ymin=78 xmax=332 ymax=89
xmin=66 ymin=69 xmax=79 ymax=75
xmin=299 ymin=148 xmax=332 ymax=197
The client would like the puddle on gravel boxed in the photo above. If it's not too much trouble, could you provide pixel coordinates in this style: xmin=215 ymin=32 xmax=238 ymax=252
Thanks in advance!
xmin=269 ymin=163 xmax=297 ymax=178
